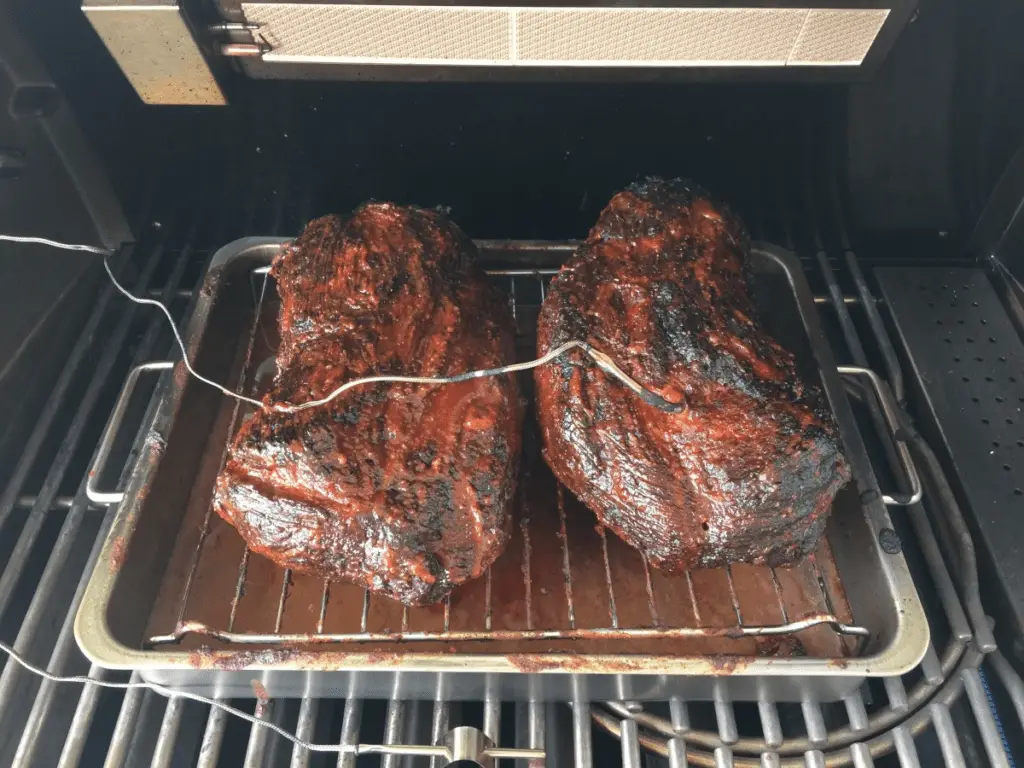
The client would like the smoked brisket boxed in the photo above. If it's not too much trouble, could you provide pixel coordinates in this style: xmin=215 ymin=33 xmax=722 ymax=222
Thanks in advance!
xmin=214 ymin=205 xmax=522 ymax=606
xmin=534 ymin=180 xmax=850 ymax=571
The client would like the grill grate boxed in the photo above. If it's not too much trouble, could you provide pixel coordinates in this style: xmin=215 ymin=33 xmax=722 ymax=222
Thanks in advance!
xmin=142 ymin=261 xmax=865 ymax=658
xmin=0 ymin=132 xmax=1022 ymax=767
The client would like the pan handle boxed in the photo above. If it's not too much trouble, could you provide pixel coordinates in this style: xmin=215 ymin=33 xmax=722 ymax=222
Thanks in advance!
xmin=838 ymin=365 xmax=923 ymax=506
xmin=86 ymin=360 xmax=174 ymax=505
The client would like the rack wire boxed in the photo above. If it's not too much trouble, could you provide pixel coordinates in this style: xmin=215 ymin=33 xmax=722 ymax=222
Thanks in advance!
xmin=144 ymin=263 xmax=867 ymax=656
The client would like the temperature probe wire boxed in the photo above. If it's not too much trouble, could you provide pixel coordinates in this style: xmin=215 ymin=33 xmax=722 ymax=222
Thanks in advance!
xmin=0 ymin=233 xmax=684 ymax=414
xmin=0 ymin=640 xmax=543 ymax=760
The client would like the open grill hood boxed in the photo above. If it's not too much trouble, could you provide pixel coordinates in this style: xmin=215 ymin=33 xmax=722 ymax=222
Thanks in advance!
xmin=83 ymin=1 xmax=913 ymax=104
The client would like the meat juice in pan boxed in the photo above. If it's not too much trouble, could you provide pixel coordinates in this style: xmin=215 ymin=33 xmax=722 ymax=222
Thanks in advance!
xmin=213 ymin=205 xmax=523 ymax=606
xmin=535 ymin=179 xmax=850 ymax=572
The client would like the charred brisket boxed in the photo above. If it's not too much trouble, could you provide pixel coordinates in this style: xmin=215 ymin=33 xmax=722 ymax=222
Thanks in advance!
xmin=534 ymin=180 xmax=850 ymax=571
xmin=214 ymin=205 xmax=522 ymax=606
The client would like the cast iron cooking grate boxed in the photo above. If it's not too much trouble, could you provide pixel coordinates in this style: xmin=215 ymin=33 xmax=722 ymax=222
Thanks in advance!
xmin=144 ymin=261 xmax=866 ymax=657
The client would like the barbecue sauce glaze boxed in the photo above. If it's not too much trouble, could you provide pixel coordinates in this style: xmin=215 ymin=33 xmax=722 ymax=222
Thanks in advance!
xmin=214 ymin=205 xmax=522 ymax=606
xmin=535 ymin=179 xmax=850 ymax=571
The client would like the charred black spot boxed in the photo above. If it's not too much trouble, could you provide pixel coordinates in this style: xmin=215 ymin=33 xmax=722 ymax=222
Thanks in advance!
xmin=332 ymin=403 xmax=362 ymax=425
xmin=490 ymin=436 xmax=509 ymax=464
xmin=470 ymin=472 xmax=495 ymax=495
xmin=389 ymin=269 xmax=411 ymax=296
xmin=420 ymin=480 xmax=454 ymax=540
xmin=406 ymin=444 xmax=438 ymax=472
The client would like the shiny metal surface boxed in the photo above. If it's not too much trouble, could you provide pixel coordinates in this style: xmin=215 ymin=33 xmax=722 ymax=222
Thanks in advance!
xmin=196 ymin=701 xmax=228 ymax=767
xmin=573 ymin=696 xmax=594 ymax=768
xmin=989 ymin=651 xmax=1024 ymax=729
xmin=836 ymin=366 xmax=923 ymax=506
xmin=288 ymin=696 xmax=318 ymax=768
xmin=382 ymin=693 xmax=405 ymax=768
xmin=150 ymin=612 xmax=869 ymax=646
xmin=962 ymin=669 xmax=1012 ymax=768
xmin=430 ymin=681 xmax=450 ymax=768
xmin=338 ymin=698 xmax=362 ymax=768
xmin=221 ymin=42 xmax=272 ymax=57
xmin=929 ymin=703 xmax=967 ymax=768
xmin=85 ymin=360 xmax=173 ymax=505
xmin=444 ymin=726 xmax=495 ymax=768
xmin=620 ymin=719 xmax=642 ymax=768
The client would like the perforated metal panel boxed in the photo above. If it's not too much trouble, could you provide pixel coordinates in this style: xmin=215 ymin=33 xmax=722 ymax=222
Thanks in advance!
xmin=789 ymin=9 xmax=889 ymax=65
xmin=515 ymin=8 xmax=805 ymax=64
xmin=242 ymin=3 xmax=891 ymax=66
xmin=248 ymin=5 xmax=511 ymax=62
xmin=877 ymin=267 xmax=1024 ymax=639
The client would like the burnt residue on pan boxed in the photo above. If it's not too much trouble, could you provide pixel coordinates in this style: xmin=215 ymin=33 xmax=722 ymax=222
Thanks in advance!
xmin=199 ymin=266 xmax=224 ymax=300
xmin=251 ymin=679 xmax=271 ymax=716
xmin=186 ymin=646 xmax=304 ymax=671
xmin=506 ymin=653 xmax=657 ymax=674
xmin=754 ymin=636 xmax=807 ymax=658
xmin=109 ymin=537 xmax=127 ymax=571
xmin=708 ymin=655 xmax=749 ymax=675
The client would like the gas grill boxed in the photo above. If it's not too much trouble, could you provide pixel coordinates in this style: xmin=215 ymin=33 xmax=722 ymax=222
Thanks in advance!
xmin=2 ymin=1 xmax=1024 ymax=765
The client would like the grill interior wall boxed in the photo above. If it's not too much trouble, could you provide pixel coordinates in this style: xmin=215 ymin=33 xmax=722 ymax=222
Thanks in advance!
xmin=26 ymin=81 xmax=888 ymax=247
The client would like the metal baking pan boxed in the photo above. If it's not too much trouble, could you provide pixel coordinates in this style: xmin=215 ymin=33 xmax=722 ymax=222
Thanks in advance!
xmin=75 ymin=237 xmax=929 ymax=702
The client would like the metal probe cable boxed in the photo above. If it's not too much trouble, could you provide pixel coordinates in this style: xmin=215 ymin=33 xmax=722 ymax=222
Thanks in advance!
xmin=0 ymin=640 xmax=543 ymax=762
xmin=275 ymin=339 xmax=684 ymax=414
xmin=0 ymin=234 xmax=684 ymax=415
